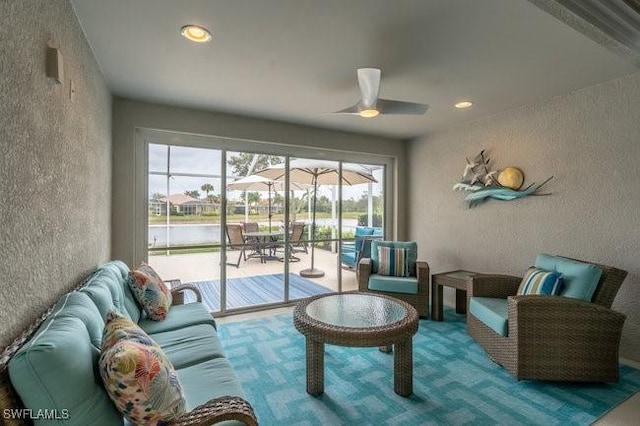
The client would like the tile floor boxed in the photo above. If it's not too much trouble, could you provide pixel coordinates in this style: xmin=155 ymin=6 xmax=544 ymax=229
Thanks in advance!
xmin=217 ymin=307 xmax=640 ymax=425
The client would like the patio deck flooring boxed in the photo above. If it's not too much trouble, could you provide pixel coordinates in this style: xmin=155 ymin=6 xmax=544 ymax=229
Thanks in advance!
xmin=148 ymin=246 xmax=358 ymax=295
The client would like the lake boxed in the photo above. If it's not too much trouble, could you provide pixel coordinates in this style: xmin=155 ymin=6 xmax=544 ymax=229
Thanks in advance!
xmin=148 ymin=218 xmax=359 ymax=247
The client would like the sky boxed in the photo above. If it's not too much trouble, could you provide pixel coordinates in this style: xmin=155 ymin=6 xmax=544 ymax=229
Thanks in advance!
xmin=148 ymin=144 xmax=384 ymax=201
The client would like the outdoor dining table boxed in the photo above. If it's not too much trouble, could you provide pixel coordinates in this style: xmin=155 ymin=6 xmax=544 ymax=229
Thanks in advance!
xmin=244 ymin=230 xmax=285 ymax=262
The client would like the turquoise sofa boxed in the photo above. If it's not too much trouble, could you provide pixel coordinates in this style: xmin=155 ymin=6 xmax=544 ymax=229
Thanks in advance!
xmin=4 ymin=261 xmax=257 ymax=426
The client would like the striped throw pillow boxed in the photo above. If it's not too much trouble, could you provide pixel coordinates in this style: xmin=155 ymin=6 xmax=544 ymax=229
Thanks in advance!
xmin=377 ymin=246 xmax=409 ymax=277
xmin=517 ymin=267 xmax=564 ymax=295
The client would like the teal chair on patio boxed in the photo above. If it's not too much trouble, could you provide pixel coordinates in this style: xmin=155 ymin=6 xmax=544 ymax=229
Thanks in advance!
xmin=340 ymin=226 xmax=383 ymax=269
xmin=358 ymin=240 xmax=430 ymax=318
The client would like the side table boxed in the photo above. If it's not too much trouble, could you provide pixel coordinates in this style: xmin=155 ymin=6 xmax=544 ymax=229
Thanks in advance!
xmin=431 ymin=270 xmax=478 ymax=321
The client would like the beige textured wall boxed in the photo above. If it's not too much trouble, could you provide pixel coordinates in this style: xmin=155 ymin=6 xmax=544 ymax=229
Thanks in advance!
xmin=408 ymin=71 xmax=640 ymax=361
xmin=112 ymin=98 xmax=406 ymax=266
xmin=0 ymin=1 xmax=112 ymax=347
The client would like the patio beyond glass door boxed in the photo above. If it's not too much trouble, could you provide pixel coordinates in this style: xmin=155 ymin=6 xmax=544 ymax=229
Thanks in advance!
xmin=225 ymin=152 xmax=286 ymax=309
xmin=147 ymin=144 xmax=223 ymax=310
xmin=339 ymin=163 xmax=385 ymax=291
xmin=144 ymin=140 xmax=387 ymax=314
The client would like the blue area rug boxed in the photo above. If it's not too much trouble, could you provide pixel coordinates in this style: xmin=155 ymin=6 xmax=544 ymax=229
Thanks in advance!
xmin=184 ymin=274 xmax=332 ymax=310
xmin=217 ymin=309 xmax=640 ymax=425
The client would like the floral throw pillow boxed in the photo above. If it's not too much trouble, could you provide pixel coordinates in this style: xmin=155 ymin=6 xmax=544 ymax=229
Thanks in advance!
xmin=102 ymin=310 xmax=155 ymax=350
xmin=129 ymin=263 xmax=172 ymax=321
xmin=99 ymin=327 xmax=186 ymax=424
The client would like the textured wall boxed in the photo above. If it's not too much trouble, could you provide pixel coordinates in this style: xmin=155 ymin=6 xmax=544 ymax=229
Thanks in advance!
xmin=112 ymin=98 xmax=406 ymax=266
xmin=0 ymin=1 xmax=111 ymax=347
xmin=408 ymin=71 xmax=640 ymax=361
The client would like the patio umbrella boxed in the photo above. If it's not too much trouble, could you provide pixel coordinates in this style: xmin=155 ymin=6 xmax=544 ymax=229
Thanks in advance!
xmin=254 ymin=158 xmax=377 ymax=278
xmin=227 ymin=175 xmax=307 ymax=230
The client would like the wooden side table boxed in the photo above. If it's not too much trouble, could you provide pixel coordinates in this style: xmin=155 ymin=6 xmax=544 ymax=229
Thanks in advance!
xmin=431 ymin=270 xmax=478 ymax=321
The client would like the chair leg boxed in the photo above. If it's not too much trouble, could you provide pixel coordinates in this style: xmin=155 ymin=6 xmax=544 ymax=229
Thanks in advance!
xmin=226 ymin=250 xmax=242 ymax=268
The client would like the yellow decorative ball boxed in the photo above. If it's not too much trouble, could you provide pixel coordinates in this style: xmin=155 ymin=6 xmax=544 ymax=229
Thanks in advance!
xmin=498 ymin=167 xmax=524 ymax=190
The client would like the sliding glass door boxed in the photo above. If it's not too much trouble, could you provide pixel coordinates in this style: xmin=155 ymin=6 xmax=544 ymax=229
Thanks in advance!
xmin=225 ymin=151 xmax=286 ymax=309
xmin=147 ymin=144 xmax=223 ymax=307
xmin=141 ymin=132 xmax=391 ymax=315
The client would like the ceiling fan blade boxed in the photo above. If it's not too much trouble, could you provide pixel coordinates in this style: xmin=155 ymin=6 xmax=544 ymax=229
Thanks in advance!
xmin=333 ymin=104 xmax=361 ymax=114
xmin=377 ymin=98 xmax=429 ymax=115
xmin=357 ymin=68 xmax=381 ymax=108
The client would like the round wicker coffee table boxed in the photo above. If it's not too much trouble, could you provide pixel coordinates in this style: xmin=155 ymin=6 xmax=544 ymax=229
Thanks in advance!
xmin=293 ymin=292 xmax=419 ymax=397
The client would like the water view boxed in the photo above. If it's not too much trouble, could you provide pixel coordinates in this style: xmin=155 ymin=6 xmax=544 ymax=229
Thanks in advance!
xmin=148 ymin=218 xmax=359 ymax=247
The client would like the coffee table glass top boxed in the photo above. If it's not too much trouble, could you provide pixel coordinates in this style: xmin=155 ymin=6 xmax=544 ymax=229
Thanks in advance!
xmin=305 ymin=293 xmax=407 ymax=328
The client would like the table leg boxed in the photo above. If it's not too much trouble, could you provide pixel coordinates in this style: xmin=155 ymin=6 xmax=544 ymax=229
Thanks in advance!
xmin=306 ymin=338 xmax=324 ymax=396
xmin=455 ymin=289 xmax=467 ymax=314
xmin=394 ymin=338 xmax=413 ymax=396
xmin=432 ymin=281 xmax=443 ymax=321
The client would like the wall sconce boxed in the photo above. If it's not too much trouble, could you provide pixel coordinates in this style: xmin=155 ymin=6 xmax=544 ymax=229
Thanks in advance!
xmin=46 ymin=47 xmax=64 ymax=84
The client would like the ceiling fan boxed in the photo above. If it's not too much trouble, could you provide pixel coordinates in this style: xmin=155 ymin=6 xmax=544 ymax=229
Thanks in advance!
xmin=334 ymin=68 xmax=429 ymax=118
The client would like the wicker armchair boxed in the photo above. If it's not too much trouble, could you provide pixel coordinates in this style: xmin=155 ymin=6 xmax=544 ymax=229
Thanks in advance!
xmin=467 ymin=256 xmax=628 ymax=382
xmin=358 ymin=240 xmax=430 ymax=318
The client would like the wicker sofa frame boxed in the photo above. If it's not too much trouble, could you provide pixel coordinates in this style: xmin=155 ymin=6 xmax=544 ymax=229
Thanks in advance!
xmin=0 ymin=278 xmax=258 ymax=426
xmin=467 ymin=256 xmax=628 ymax=382
xmin=358 ymin=259 xmax=430 ymax=318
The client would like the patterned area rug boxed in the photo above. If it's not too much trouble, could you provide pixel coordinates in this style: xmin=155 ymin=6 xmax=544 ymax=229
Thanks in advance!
xmin=184 ymin=274 xmax=332 ymax=310
xmin=217 ymin=310 xmax=640 ymax=425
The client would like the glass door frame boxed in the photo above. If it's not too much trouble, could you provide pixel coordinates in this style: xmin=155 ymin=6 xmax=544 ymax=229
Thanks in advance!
xmin=134 ymin=128 xmax=396 ymax=314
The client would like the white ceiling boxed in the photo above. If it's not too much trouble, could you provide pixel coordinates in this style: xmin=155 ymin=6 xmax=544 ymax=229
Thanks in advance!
xmin=71 ymin=0 xmax=638 ymax=139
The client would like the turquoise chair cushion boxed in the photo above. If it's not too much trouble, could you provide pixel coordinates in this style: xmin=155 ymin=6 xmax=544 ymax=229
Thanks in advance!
xmin=177 ymin=358 xmax=245 ymax=425
xmin=149 ymin=324 xmax=225 ymax=369
xmin=371 ymin=240 xmax=417 ymax=275
xmin=469 ymin=297 xmax=509 ymax=337
xmin=340 ymin=249 xmax=357 ymax=268
xmin=534 ymin=253 xmax=603 ymax=302
xmin=139 ymin=302 xmax=217 ymax=334
xmin=9 ymin=293 xmax=121 ymax=426
xmin=368 ymin=275 xmax=419 ymax=295
xmin=354 ymin=227 xmax=375 ymax=254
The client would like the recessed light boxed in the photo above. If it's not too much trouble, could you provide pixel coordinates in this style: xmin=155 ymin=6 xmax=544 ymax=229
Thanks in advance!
xmin=359 ymin=109 xmax=380 ymax=118
xmin=455 ymin=101 xmax=474 ymax=109
xmin=180 ymin=25 xmax=212 ymax=43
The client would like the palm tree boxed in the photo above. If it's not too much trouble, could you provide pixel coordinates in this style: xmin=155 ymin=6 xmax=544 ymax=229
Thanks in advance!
xmin=200 ymin=183 xmax=214 ymax=200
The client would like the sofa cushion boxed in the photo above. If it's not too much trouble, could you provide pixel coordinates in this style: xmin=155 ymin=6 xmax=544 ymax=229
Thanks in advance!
xmin=139 ymin=302 xmax=217 ymax=334
xmin=534 ymin=253 xmax=603 ymax=301
xmin=377 ymin=246 xmax=409 ymax=277
xmin=368 ymin=275 xmax=419 ymax=295
xmin=81 ymin=268 xmax=135 ymax=321
xmin=150 ymin=324 xmax=225 ymax=369
xmin=517 ymin=267 xmax=564 ymax=296
xmin=177 ymin=357 xmax=245 ymax=411
xmin=96 ymin=260 xmax=142 ymax=322
xmin=100 ymin=340 xmax=186 ymax=425
xmin=469 ymin=297 xmax=509 ymax=337
xmin=129 ymin=263 xmax=173 ymax=321
xmin=371 ymin=240 xmax=417 ymax=276
xmin=9 ymin=294 xmax=122 ymax=426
